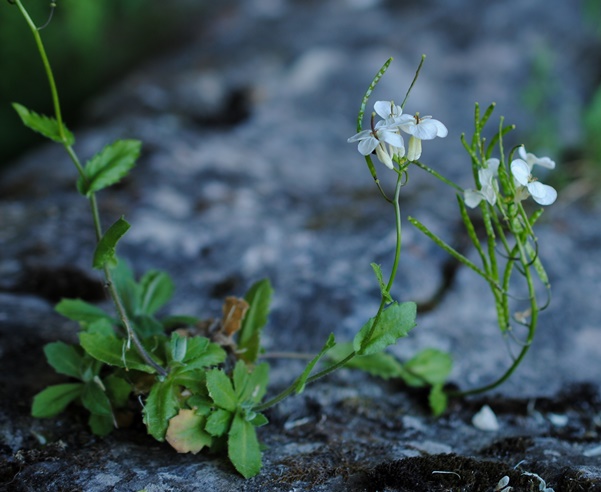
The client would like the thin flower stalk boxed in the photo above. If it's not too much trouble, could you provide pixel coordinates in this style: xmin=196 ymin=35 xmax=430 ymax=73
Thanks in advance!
xmin=14 ymin=0 xmax=167 ymax=377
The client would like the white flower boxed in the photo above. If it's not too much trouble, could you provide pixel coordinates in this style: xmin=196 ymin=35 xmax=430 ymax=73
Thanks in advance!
xmin=348 ymin=100 xmax=406 ymax=169
xmin=373 ymin=100 xmax=404 ymax=127
xmin=464 ymin=158 xmax=500 ymax=208
xmin=511 ymin=159 xmax=557 ymax=205
xmin=518 ymin=146 xmax=555 ymax=170
xmin=398 ymin=113 xmax=448 ymax=161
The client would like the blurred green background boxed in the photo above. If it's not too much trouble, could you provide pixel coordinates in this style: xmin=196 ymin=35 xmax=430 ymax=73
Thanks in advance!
xmin=1 ymin=0 xmax=217 ymax=167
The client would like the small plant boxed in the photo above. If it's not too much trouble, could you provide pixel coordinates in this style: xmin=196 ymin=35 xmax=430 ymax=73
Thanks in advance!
xmin=8 ymin=0 xmax=558 ymax=479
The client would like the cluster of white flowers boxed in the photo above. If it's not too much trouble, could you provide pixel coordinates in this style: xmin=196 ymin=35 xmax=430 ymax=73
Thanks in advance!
xmin=348 ymin=100 xmax=448 ymax=169
xmin=464 ymin=146 xmax=557 ymax=207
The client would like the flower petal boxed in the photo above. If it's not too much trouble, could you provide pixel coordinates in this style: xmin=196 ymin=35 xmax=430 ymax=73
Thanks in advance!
xmin=464 ymin=189 xmax=483 ymax=208
xmin=357 ymin=136 xmax=379 ymax=155
xmin=510 ymin=159 xmax=531 ymax=186
xmin=375 ymin=144 xmax=394 ymax=169
xmin=485 ymin=158 xmax=500 ymax=175
xmin=407 ymin=120 xmax=439 ymax=140
xmin=534 ymin=155 xmax=556 ymax=169
xmin=407 ymin=136 xmax=422 ymax=161
xmin=347 ymin=129 xmax=372 ymax=143
xmin=430 ymin=118 xmax=448 ymax=138
xmin=374 ymin=101 xmax=394 ymax=120
xmin=528 ymin=181 xmax=557 ymax=205
xmin=481 ymin=184 xmax=497 ymax=206
xmin=379 ymin=130 xmax=404 ymax=149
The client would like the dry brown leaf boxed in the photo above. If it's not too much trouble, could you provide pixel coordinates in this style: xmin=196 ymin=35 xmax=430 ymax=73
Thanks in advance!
xmin=221 ymin=296 xmax=249 ymax=337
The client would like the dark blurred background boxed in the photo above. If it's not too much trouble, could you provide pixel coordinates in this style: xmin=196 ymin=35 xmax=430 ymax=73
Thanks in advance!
xmin=3 ymin=0 xmax=601 ymax=186
xmin=0 ymin=0 xmax=230 ymax=166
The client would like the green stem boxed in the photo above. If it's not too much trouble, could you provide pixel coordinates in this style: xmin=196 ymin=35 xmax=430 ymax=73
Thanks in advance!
xmin=255 ymin=175 xmax=405 ymax=412
xmin=14 ymin=0 xmax=66 ymax=143
xmin=14 ymin=0 xmax=167 ymax=377
xmin=448 ymin=232 xmax=538 ymax=398
xmin=412 ymin=160 xmax=463 ymax=192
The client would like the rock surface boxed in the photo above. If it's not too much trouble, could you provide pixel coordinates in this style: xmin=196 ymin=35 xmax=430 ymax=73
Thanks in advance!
xmin=1 ymin=0 xmax=601 ymax=490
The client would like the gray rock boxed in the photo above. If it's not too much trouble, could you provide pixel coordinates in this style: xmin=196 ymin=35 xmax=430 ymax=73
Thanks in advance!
xmin=1 ymin=0 xmax=601 ymax=490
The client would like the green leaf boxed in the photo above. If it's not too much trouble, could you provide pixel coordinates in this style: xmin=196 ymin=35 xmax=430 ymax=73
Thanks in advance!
xmin=371 ymin=263 xmax=393 ymax=303
xmin=92 ymin=216 xmax=130 ymax=269
xmin=401 ymin=349 xmax=453 ymax=387
xmin=248 ymin=413 xmax=268 ymax=428
xmin=143 ymin=380 xmax=179 ymax=441
xmin=133 ymin=315 xmax=166 ymax=338
xmin=172 ymin=368 xmax=207 ymax=394
xmin=12 ymin=103 xmax=75 ymax=145
xmin=31 ymin=383 xmax=83 ymax=418
xmin=206 ymin=369 xmax=237 ymax=412
xmin=183 ymin=337 xmax=227 ymax=370
xmin=77 ymin=139 xmax=141 ymax=196
xmin=165 ymin=409 xmax=212 ymax=454
xmin=81 ymin=380 xmax=113 ymax=417
xmin=428 ymin=384 xmax=448 ymax=417
xmin=228 ymin=412 xmax=262 ymax=478
xmin=295 ymin=333 xmax=336 ymax=394
xmin=109 ymin=260 xmax=139 ymax=316
xmin=43 ymin=342 xmax=84 ymax=379
xmin=187 ymin=394 xmax=213 ymax=416
xmin=353 ymin=302 xmax=416 ymax=356
xmin=169 ymin=332 xmax=187 ymax=364
xmin=237 ymin=279 xmax=273 ymax=363
xmin=88 ymin=413 xmax=114 ymax=437
xmin=103 ymin=375 xmax=132 ymax=408
xmin=205 ymin=408 xmax=233 ymax=437
xmin=139 ymin=270 xmax=174 ymax=315
xmin=327 ymin=342 xmax=405 ymax=380
xmin=79 ymin=325 xmax=157 ymax=373
xmin=79 ymin=354 xmax=104 ymax=383
xmin=232 ymin=361 xmax=269 ymax=403
xmin=55 ymin=298 xmax=114 ymax=327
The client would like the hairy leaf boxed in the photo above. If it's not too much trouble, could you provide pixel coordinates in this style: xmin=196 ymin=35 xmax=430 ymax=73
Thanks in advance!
xmin=79 ymin=329 xmax=157 ymax=374
xmin=206 ymin=369 xmax=237 ymax=412
xmin=143 ymin=380 xmax=179 ymax=441
xmin=401 ymin=348 xmax=453 ymax=387
xmin=171 ymin=368 xmax=207 ymax=394
xmin=81 ymin=380 xmax=113 ymax=417
xmin=327 ymin=342 xmax=405 ymax=380
xmin=92 ymin=216 xmax=130 ymax=269
xmin=132 ymin=314 xmax=165 ymax=338
xmin=55 ymin=298 xmax=114 ymax=327
xmin=12 ymin=103 xmax=74 ymax=145
xmin=103 ymin=375 xmax=132 ymax=408
xmin=228 ymin=412 xmax=262 ymax=479
xmin=109 ymin=260 xmax=139 ymax=316
xmin=232 ymin=361 xmax=269 ymax=403
xmin=88 ymin=413 xmax=114 ymax=437
xmin=138 ymin=270 xmax=175 ymax=315
xmin=77 ymin=139 xmax=141 ymax=196
xmin=183 ymin=338 xmax=227 ymax=370
xmin=371 ymin=263 xmax=393 ymax=303
xmin=31 ymin=383 xmax=83 ymax=418
xmin=205 ymin=408 xmax=233 ymax=437
xmin=353 ymin=302 xmax=416 ymax=355
xmin=237 ymin=279 xmax=273 ymax=363
xmin=43 ymin=342 xmax=84 ymax=379
xmin=429 ymin=384 xmax=448 ymax=416
xmin=169 ymin=332 xmax=187 ymax=364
